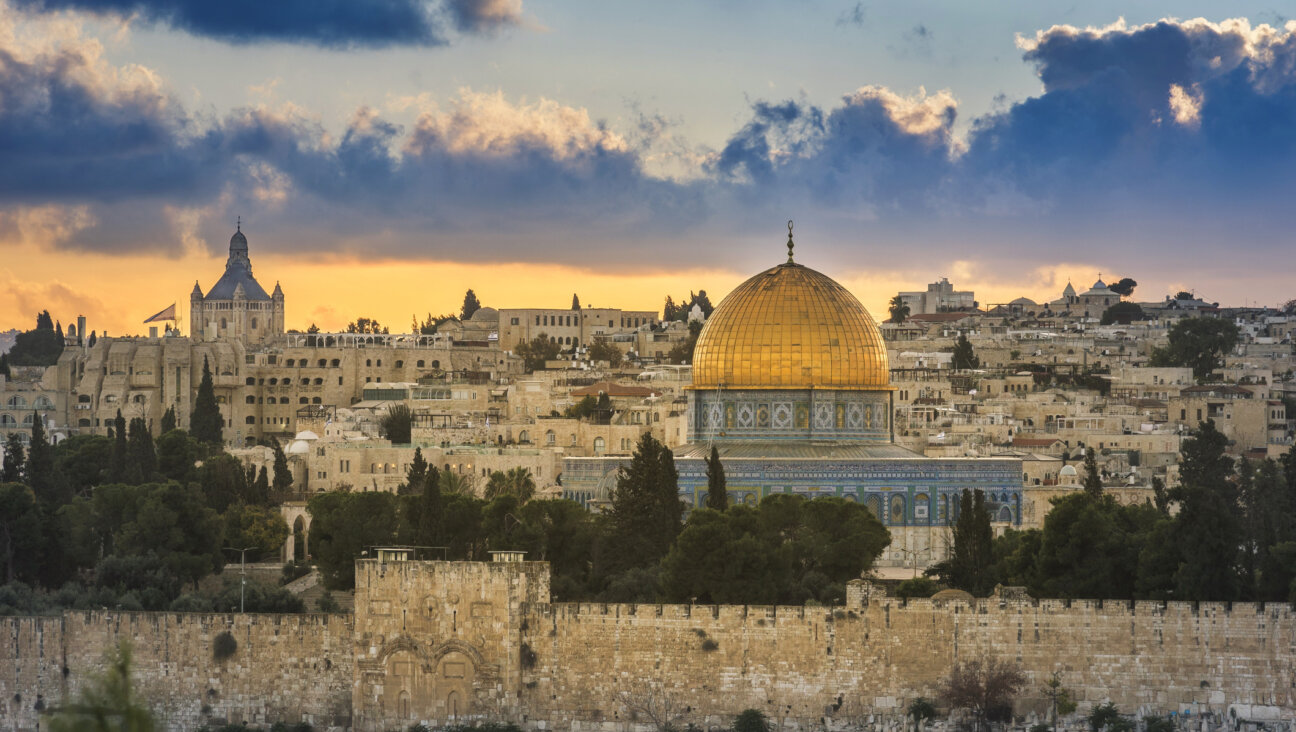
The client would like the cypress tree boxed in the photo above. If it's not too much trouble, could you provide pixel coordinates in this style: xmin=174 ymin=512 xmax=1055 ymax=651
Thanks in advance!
xmin=253 ymin=466 xmax=271 ymax=504
xmin=160 ymin=406 xmax=178 ymax=434
xmin=272 ymin=441 xmax=293 ymax=499
xmin=125 ymin=417 xmax=157 ymax=484
xmin=942 ymin=489 xmax=994 ymax=596
xmin=1082 ymin=448 xmax=1103 ymax=498
xmin=403 ymin=447 xmax=429 ymax=495
xmin=705 ymin=445 xmax=728 ymax=511
xmin=0 ymin=353 xmax=9 ymax=377
xmin=2 ymin=433 xmax=25 ymax=483
xmin=26 ymin=410 xmax=58 ymax=504
xmin=608 ymin=433 xmax=682 ymax=569
xmin=460 ymin=289 xmax=481 ymax=320
xmin=191 ymin=356 xmax=223 ymax=447
xmin=412 ymin=462 xmax=442 ymax=547
xmin=109 ymin=409 xmax=127 ymax=483
xmin=1171 ymin=420 xmax=1242 ymax=601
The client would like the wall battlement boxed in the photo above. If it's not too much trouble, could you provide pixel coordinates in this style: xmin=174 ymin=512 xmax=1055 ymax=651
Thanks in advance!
xmin=3 ymin=560 xmax=1294 ymax=732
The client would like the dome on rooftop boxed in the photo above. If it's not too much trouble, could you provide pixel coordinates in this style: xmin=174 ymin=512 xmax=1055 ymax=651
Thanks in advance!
xmin=470 ymin=306 xmax=499 ymax=322
xmin=691 ymin=254 xmax=888 ymax=391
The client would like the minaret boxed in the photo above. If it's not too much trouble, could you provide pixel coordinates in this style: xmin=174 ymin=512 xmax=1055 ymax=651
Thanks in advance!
xmin=190 ymin=280 xmax=205 ymax=342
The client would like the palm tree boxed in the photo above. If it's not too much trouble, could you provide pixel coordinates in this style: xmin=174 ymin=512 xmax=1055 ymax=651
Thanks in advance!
xmin=888 ymin=295 xmax=911 ymax=324
xmin=440 ymin=470 xmax=477 ymax=496
xmin=484 ymin=467 xmax=536 ymax=503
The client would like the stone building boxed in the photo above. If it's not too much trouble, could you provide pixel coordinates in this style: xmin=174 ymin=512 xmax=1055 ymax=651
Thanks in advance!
xmin=497 ymin=307 xmax=659 ymax=351
xmin=895 ymin=277 xmax=976 ymax=315
xmin=191 ymin=225 xmax=285 ymax=345
xmin=563 ymin=232 xmax=1020 ymax=567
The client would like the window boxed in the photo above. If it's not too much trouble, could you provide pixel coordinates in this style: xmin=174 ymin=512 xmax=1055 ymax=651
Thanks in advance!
xmin=417 ymin=360 xmax=425 ymax=368
xmin=511 ymin=318 xmax=519 ymax=326
xmin=251 ymin=317 xmax=258 ymax=329
xmin=318 ymin=359 xmax=327 ymax=368
xmin=300 ymin=397 xmax=308 ymax=404
xmin=377 ymin=359 xmax=382 ymax=367
xmin=314 ymin=378 xmax=323 ymax=385
xmin=519 ymin=430 xmax=530 ymax=444
xmin=593 ymin=437 xmax=606 ymax=455
xmin=366 ymin=359 xmax=371 ymax=367
xmin=312 ymin=397 xmax=322 ymax=404
xmin=78 ymin=394 xmax=90 ymax=403
xmin=220 ymin=318 xmax=227 ymax=329
xmin=246 ymin=377 xmax=256 ymax=385
xmin=245 ymin=416 xmax=256 ymax=424
xmin=246 ymin=396 xmax=256 ymax=404
xmin=6 ymin=396 xmax=26 ymax=408
xmin=546 ymin=430 xmax=555 ymax=445
xmin=301 ymin=378 xmax=310 ymax=386
xmin=331 ymin=359 xmax=340 ymax=367
xmin=34 ymin=396 xmax=54 ymax=409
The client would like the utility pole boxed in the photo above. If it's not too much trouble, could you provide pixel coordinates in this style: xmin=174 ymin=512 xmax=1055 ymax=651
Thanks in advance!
xmin=223 ymin=546 xmax=255 ymax=613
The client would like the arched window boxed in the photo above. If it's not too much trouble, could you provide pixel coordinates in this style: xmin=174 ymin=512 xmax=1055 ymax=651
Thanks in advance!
xmin=314 ymin=378 xmax=323 ymax=385
xmin=78 ymin=418 xmax=91 ymax=428
xmin=519 ymin=430 xmax=530 ymax=444
xmin=251 ymin=317 xmax=258 ymax=329
xmin=331 ymin=359 xmax=340 ymax=367
xmin=300 ymin=378 xmax=309 ymax=386
xmin=6 ymin=396 xmax=26 ymax=408
xmin=78 ymin=394 xmax=91 ymax=403
xmin=312 ymin=397 xmax=322 ymax=404
xmin=318 ymin=359 xmax=327 ymax=368
xmin=395 ymin=360 xmax=403 ymax=368
xmin=220 ymin=318 xmax=227 ymax=330
xmin=300 ymin=397 xmax=308 ymax=404
xmin=417 ymin=360 xmax=425 ymax=368
xmin=246 ymin=377 xmax=256 ymax=385
xmin=0 ymin=415 xmax=15 ymax=426
xmin=431 ymin=360 xmax=440 ymax=369
xmin=34 ymin=396 xmax=53 ymax=409
xmin=546 ymin=430 xmax=555 ymax=445
xmin=593 ymin=437 xmax=605 ymax=455
xmin=245 ymin=416 xmax=256 ymax=424
xmin=889 ymin=494 xmax=906 ymax=524
xmin=246 ymin=396 xmax=256 ymax=404
xmin=376 ymin=359 xmax=382 ymax=367
xmin=366 ymin=359 xmax=372 ymax=367
xmin=285 ymin=359 xmax=294 ymax=367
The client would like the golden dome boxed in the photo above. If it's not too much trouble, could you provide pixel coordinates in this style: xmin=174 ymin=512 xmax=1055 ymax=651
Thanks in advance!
xmin=691 ymin=260 xmax=890 ymax=390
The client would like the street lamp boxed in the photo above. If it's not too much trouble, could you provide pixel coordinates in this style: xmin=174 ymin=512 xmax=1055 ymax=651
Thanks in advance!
xmin=222 ymin=546 xmax=256 ymax=613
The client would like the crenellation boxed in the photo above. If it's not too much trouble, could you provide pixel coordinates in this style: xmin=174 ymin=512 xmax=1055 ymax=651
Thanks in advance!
xmin=4 ymin=561 xmax=1295 ymax=731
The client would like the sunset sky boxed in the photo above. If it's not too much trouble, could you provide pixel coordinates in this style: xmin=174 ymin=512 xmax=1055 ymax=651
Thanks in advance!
xmin=2 ymin=1 xmax=1294 ymax=336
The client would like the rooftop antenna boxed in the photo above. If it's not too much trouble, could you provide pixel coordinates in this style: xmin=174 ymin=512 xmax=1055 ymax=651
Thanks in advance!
xmin=786 ymin=220 xmax=795 ymax=263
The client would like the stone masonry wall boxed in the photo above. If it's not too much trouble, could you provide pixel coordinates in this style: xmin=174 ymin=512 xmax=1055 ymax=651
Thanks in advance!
xmin=518 ymin=592 xmax=1296 ymax=731
xmin=1 ymin=612 xmax=353 ymax=731
xmin=4 ymin=562 xmax=1295 ymax=732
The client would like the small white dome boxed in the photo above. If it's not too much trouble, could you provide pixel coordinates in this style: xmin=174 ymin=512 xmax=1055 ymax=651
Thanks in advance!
xmin=1059 ymin=465 xmax=1078 ymax=476
xmin=294 ymin=430 xmax=319 ymax=441
xmin=285 ymin=440 xmax=310 ymax=455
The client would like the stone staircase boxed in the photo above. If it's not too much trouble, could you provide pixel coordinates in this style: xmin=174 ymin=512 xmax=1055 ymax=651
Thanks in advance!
xmin=284 ymin=569 xmax=354 ymax=613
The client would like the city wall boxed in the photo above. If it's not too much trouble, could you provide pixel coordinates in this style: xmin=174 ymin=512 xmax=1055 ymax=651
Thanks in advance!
xmin=1 ymin=612 xmax=353 ymax=731
xmin=4 ymin=561 xmax=1296 ymax=732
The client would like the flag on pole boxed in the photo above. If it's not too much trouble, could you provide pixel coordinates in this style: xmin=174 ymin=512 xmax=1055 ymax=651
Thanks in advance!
xmin=143 ymin=303 xmax=177 ymax=323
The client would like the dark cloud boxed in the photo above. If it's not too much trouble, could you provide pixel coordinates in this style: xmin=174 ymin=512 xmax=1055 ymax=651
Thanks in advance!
xmin=6 ymin=15 xmax=1296 ymax=277
xmin=10 ymin=0 xmax=523 ymax=47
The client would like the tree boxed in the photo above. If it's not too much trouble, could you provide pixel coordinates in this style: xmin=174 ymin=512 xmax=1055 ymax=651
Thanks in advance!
xmin=667 ymin=320 xmax=704 ymax=364
xmin=380 ymin=404 xmax=413 ymax=444
xmin=940 ymin=658 xmax=1026 ymax=732
xmin=125 ymin=418 xmax=158 ymax=485
xmin=587 ymin=339 xmax=623 ymax=367
xmin=1108 ymin=278 xmax=1138 ymax=297
xmin=515 ymin=333 xmax=561 ymax=372
xmin=929 ymin=489 xmax=995 ymax=595
xmin=401 ymin=447 xmax=431 ymax=496
xmin=87 ymin=330 xmax=97 ymax=347
xmin=571 ymin=293 xmax=581 ymax=310
xmin=308 ymin=491 xmax=400 ymax=590
xmin=190 ymin=357 xmax=223 ymax=447
xmin=345 ymin=317 xmax=385 ymax=334
xmin=663 ymin=295 xmax=678 ymax=321
xmin=607 ymin=433 xmax=682 ymax=572
xmin=889 ymin=295 xmax=911 ymax=324
xmin=271 ymin=440 xmax=293 ymax=498
xmin=734 ymin=709 xmax=770 ymax=732
xmin=1171 ymin=420 xmax=1242 ymax=600
xmin=1151 ymin=476 xmax=1170 ymax=515
xmin=36 ymin=310 xmax=53 ymax=330
xmin=26 ymin=409 xmax=60 ymax=505
xmin=401 ymin=455 xmax=442 ymax=547
xmin=196 ymin=453 xmax=247 ymax=513
xmin=109 ymin=409 xmax=127 ymax=483
xmin=952 ymin=334 xmax=980 ymax=370
xmin=0 ymin=483 xmax=42 ymax=584
xmin=461 ymin=289 xmax=482 ymax=320
xmin=484 ymin=467 xmax=536 ymax=503
xmin=1100 ymin=302 xmax=1145 ymax=325
xmin=0 ymin=353 xmax=9 ymax=377
xmin=223 ymin=503 xmax=290 ymax=559
xmin=1041 ymin=672 xmax=1077 ymax=730
xmin=705 ymin=445 xmax=727 ymax=511
xmin=2 ymin=434 xmax=25 ymax=484
xmin=1149 ymin=318 xmax=1239 ymax=382
xmin=155 ymin=430 xmax=198 ymax=484
xmin=908 ymin=698 xmax=938 ymax=726
xmin=47 ymin=640 xmax=156 ymax=732
xmin=7 ymin=315 xmax=64 ymax=366
xmin=160 ymin=406 xmax=177 ymax=434
xmin=251 ymin=466 xmax=271 ymax=504
xmin=1174 ymin=290 xmax=1194 ymax=300
xmin=1082 ymin=448 xmax=1102 ymax=497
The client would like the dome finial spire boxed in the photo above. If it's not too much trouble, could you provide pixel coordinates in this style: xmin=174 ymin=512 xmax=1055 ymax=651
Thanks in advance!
xmin=236 ymin=215 xmax=241 ymax=232
xmin=786 ymin=220 xmax=795 ymax=263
